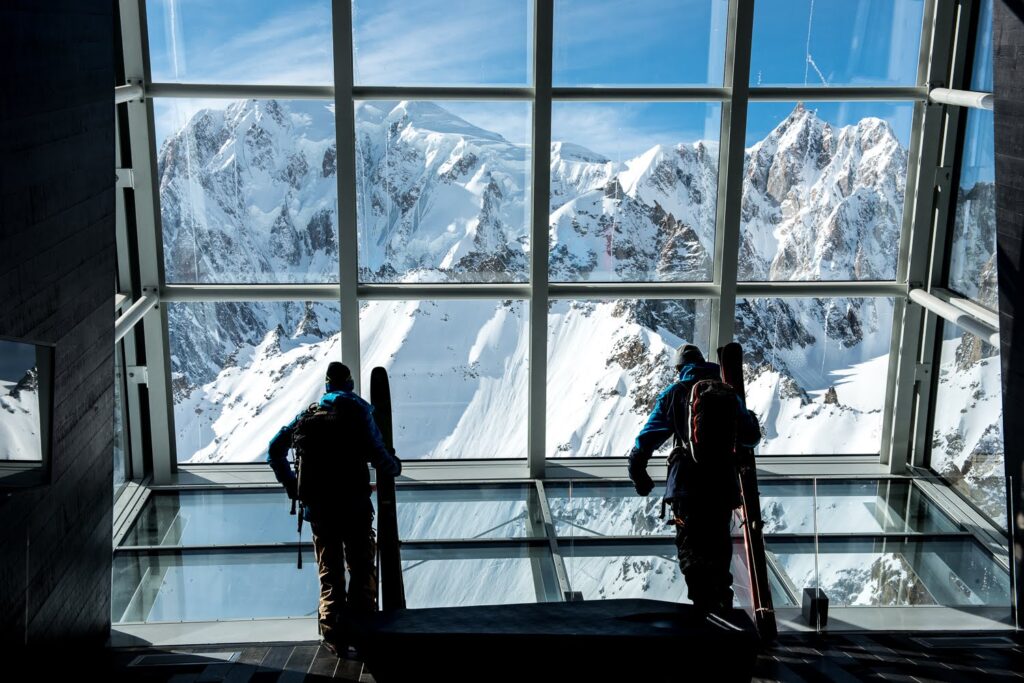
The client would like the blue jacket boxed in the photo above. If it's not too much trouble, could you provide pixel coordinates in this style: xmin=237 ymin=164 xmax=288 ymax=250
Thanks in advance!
xmin=629 ymin=361 xmax=759 ymax=505
xmin=267 ymin=390 xmax=402 ymax=522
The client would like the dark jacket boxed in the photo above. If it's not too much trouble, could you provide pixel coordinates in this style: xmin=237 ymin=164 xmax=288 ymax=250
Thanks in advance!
xmin=629 ymin=361 xmax=760 ymax=507
xmin=267 ymin=389 xmax=401 ymax=522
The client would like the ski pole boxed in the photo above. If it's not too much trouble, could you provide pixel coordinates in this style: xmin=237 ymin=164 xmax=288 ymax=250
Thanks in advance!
xmin=297 ymin=506 xmax=304 ymax=570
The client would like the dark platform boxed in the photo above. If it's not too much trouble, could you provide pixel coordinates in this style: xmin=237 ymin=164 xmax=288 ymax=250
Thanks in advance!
xmin=356 ymin=599 xmax=759 ymax=682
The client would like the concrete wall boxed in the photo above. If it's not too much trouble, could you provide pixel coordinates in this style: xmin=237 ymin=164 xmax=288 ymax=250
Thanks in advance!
xmin=0 ymin=1 xmax=115 ymax=645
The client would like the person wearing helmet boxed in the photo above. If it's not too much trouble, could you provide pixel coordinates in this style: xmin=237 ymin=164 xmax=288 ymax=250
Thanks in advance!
xmin=267 ymin=361 xmax=401 ymax=654
xmin=627 ymin=344 xmax=760 ymax=613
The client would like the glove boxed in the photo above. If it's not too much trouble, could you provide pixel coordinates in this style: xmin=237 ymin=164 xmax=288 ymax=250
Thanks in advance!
xmin=284 ymin=479 xmax=298 ymax=501
xmin=632 ymin=469 xmax=655 ymax=497
xmin=627 ymin=449 xmax=654 ymax=497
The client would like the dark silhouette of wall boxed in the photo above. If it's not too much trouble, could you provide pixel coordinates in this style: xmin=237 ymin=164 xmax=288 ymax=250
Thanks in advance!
xmin=994 ymin=0 xmax=1024 ymax=625
xmin=0 ymin=1 xmax=115 ymax=645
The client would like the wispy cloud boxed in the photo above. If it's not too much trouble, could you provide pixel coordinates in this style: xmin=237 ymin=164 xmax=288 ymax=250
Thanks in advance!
xmin=353 ymin=0 xmax=531 ymax=85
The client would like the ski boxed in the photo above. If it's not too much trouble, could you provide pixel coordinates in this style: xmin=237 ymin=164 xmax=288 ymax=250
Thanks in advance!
xmin=718 ymin=342 xmax=777 ymax=643
xmin=369 ymin=366 xmax=406 ymax=611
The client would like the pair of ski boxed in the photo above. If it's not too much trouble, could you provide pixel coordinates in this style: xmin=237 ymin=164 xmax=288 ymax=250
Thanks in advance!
xmin=718 ymin=342 xmax=777 ymax=643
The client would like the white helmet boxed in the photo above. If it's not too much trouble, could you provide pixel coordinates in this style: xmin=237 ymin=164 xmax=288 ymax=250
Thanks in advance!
xmin=673 ymin=344 xmax=705 ymax=369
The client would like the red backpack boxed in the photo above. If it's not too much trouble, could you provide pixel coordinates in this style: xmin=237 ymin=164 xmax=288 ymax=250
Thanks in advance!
xmin=669 ymin=374 xmax=739 ymax=465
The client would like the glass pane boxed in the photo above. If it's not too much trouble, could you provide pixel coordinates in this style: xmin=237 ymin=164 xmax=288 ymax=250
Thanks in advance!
xmin=401 ymin=545 xmax=559 ymax=607
xmin=155 ymin=98 xmax=339 ymax=284
xmin=113 ymin=346 xmax=128 ymax=493
xmin=397 ymin=485 xmax=542 ymax=539
xmin=547 ymin=482 xmax=670 ymax=538
xmin=355 ymin=101 xmax=531 ymax=283
xmin=760 ymin=480 xmax=959 ymax=534
xmin=741 ymin=102 xmax=913 ymax=281
xmin=352 ymin=0 xmax=532 ymax=86
xmin=931 ymin=323 xmax=1006 ymax=529
xmin=750 ymin=0 xmax=924 ymax=87
xmin=948 ymin=110 xmax=997 ymax=308
xmin=553 ymin=0 xmax=728 ymax=86
xmin=360 ymin=299 xmax=529 ymax=459
xmin=169 ymin=301 xmax=341 ymax=463
xmin=971 ymin=0 xmax=993 ymax=92
xmin=769 ymin=537 xmax=1011 ymax=607
xmin=549 ymin=103 xmax=720 ymax=282
xmin=562 ymin=540 xmax=794 ymax=607
xmin=112 ymin=549 xmax=318 ymax=623
xmin=735 ymin=297 xmax=895 ymax=455
xmin=121 ymin=490 xmax=299 ymax=546
xmin=146 ymin=0 xmax=333 ymax=84
xmin=547 ymin=299 xmax=712 ymax=458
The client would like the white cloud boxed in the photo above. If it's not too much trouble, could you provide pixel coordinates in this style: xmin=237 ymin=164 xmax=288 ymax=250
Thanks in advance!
xmin=551 ymin=104 xmax=719 ymax=160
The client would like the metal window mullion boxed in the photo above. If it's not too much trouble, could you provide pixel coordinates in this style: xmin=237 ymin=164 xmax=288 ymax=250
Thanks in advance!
xmin=114 ymin=105 xmax=146 ymax=482
xmin=885 ymin=0 xmax=960 ymax=474
xmin=120 ymin=0 xmax=176 ymax=483
xmin=710 ymin=0 xmax=754 ymax=351
xmin=535 ymin=480 xmax=571 ymax=601
xmin=910 ymin=0 xmax=979 ymax=475
xmin=527 ymin=0 xmax=554 ymax=479
xmin=332 ymin=0 xmax=363 ymax=392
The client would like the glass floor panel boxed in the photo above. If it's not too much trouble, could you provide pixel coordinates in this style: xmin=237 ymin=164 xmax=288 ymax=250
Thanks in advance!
xmin=112 ymin=549 xmax=319 ymax=623
xmin=122 ymin=485 xmax=544 ymax=547
xmin=767 ymin=536 xmax=1011 ymax=607
xmin=397 ymin=484 xmax=543 ymax=540
xmin=560 ymin=539 xmax=797 ymax=608
xmin=401 ymin=544 xmax=561 ymax=608
xmin=120 ymin=490 xmax=300 ymax=547
xmin=760 ymin=480 xmax=960 ymax=535
xmin=546 ymin=482 xmax=673 ymax=538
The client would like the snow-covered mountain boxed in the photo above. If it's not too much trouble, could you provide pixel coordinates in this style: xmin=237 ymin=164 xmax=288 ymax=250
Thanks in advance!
xmin=160 ymin=98 xmax=907 ymax=464
xmin=0 ymin=369 xmax=42 ymax=461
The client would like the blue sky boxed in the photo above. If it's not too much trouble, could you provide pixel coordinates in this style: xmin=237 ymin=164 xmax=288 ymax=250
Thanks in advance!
xmin=148 ymin=0 xmax=925 ymax=155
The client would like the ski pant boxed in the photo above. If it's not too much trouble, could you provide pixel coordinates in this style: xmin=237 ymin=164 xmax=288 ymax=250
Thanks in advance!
xmin=309 ymin=505 xmax=378 ymax=645
xmin=671 ymin=499 xmax=734 ymax=612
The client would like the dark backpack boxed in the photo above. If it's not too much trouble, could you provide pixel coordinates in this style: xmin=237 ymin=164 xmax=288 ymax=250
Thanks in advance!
xmin=668 ymin=373 xmax=740 ymax=466
xmin=291 ymin=401 xmax=370 ymax=506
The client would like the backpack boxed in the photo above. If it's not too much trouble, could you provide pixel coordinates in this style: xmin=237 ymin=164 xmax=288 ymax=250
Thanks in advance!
xmin=291 ymin=402 xmax=352 ymax=506
xmin=668 ymin=372 xmax=740 ymax=466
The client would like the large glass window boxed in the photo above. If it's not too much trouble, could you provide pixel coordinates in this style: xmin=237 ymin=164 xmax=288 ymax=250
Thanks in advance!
xmin=735 ymin=297 xmax=895 ymax=454
xmin=155 ymin=98 xmax=339 ymax=284
xmin=930 ymin=323 xmax=1005 ymax=530
xmin=741 ymin=102 xmax=913 ymax=282
xmin=146 ymin=0 xmax=333 ymax=85
xmin=547 ymin=299 xmax=712 ymax=458
xmin=750 ymin=0 xmax=924 ymax=87
xmin=360 ymin=299 xmax=529 ymax=460
xmin=948 ymin=112 xmax=996 ymax=309
xmin=553 ymin=0 xmax=728 ymax=87
xmin=354 ymin=101 xmax=532 ymax=283
xmin=168 ymin=301 xmax=341 ymax=463
xmin=549 ymin=103 xmax=721 ymax=283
